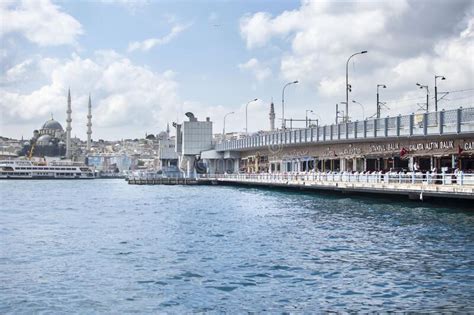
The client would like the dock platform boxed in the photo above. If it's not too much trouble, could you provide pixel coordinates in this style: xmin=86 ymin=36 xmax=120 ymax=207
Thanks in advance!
xmin=212 ymin=177 xmax=474 ymax=201
xmin=128 ymin=178 xmax=203 ymax=185
xmin=128 ymin=173 xmax=473 ymax=201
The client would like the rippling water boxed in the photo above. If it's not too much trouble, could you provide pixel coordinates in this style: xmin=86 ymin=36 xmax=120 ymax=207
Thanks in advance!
xmin=1 ymin=179 xmax=473 ymax=312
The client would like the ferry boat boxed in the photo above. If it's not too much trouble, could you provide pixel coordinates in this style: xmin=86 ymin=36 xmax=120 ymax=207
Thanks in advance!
xmin=0 ymin=160 xmax=96 ymax=179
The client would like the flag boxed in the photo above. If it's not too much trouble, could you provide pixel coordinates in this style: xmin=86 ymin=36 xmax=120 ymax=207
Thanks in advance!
xmin=400 ymin=147 xmax=408 ymax=158
xmin=458 ymin=145 xmax=464 ymax=155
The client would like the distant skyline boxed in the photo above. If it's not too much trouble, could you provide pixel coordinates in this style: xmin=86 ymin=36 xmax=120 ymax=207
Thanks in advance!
xmin=1 ymin=0 xmax=473 ymax=140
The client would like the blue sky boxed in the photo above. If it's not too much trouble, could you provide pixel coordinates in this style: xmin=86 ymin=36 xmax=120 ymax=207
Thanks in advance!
xmin=1 ymin=0 xmax=473 ymax=140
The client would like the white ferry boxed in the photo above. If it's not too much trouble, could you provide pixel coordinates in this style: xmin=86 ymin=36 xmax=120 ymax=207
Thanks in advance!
xmin=0 ymin=160 xmax=96 ymax=179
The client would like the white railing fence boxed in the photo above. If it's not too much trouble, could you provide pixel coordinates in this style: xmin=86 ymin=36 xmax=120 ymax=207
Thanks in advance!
xmin=213 ymin=172 xmax=474 ymax=186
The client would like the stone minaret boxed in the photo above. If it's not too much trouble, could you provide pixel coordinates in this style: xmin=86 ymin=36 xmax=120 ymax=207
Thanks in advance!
xmin=66 ymin=88 xmax=72 ymax=158
xmin=269 ymin=100 xmax=275 ymax=131
xmin=166 ymin=122 xmax=170 ymax=138
xmin=86 ymin=94 xmax=92 ymax=152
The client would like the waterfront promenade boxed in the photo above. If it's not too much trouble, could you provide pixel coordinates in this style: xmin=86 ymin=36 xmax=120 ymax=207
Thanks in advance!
xmin=211 ymin=173 xmax=474 ymax=201
xmin=128 ymin=171 xmax=474 ymax=201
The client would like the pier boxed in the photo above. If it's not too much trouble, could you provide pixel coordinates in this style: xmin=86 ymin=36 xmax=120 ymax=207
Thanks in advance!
xmin=128 ymin=177 xmax=202 ymax=185
xmin=127 ymin=172 xmax=474 ymax=201
xmin=210 ymin=173 xmax=474 ymax=201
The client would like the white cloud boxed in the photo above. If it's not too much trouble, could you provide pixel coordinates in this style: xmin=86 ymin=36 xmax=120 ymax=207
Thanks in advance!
xmin=100 ymin=0 xmax=150 ymax=13
xmin=2 ymin=59 xmax=34 ymax=83
xmin=128 ymin=24 xmax=190 ymax=52
xmin=240 ymin=0 xmax=474 ymax=119
xmin=238 ymin=58 xmax=272 ymax=82
xmin=0 ymin=0 xmax=83 ymax=46
xmin=0 ymin=51 xmax=184 ymax=139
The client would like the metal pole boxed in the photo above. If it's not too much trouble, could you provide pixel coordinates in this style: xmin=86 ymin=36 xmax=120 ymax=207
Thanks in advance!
xmin=345 ymin=50 xmax=367 ymax=122
xmin=376 ymin=91 xmax=380 ymax=119
xmin=281 ymin=81 xmax=298 ymax=129
xmin=345 ymin=58 xmax=349 ymax=122
xmin=376 ymin=84 xmax=386 ymax=118
xmin=426 ymin=87 xmax=429 ymax=113
xmin=245 ymin=98 xmax=258 ymax=134
xmin=434 ymin=75 xmax=445 ymax=112
xmin=416 ymin=83 xmax=429 ymax=112
xmin=352 ymin=100 xmax=365 ymax=120
xmin=245 ymin=103 xmax=248 ymax=134
xmin=282 ymin=86 xmax=285 ymax=129
xmin=305 ymin=109 xmax=313 ymax=128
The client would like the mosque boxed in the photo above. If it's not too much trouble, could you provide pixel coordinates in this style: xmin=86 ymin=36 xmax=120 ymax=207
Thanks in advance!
xmin=19 ymin=90 xmax=93 ymax=159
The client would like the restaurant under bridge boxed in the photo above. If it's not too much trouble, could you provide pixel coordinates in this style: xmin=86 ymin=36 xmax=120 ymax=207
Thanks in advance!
xmin=203 ymin=107 xmax=474 ymax=175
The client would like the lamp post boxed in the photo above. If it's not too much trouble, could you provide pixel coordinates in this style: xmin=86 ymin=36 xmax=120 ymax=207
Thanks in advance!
xmin=245 ymin=98 xmax=258 ymax=135
xmin=281 ymin=80 xmax=299 ymax=129
xmin=345 ymin=50 xmax=367 ymax=122
xmin=416 ymin=83 xmax=429 ymax=112
xmin=351 ymin=100 xmax=365 ymax=120
xmin=376 ymin=84 xmax=387 ymax=118
xmin=223 ymin=111 xmax=234 ymax=140
xmin=336 ymin=102 xmax=345 ymax=125
xmin=305 ymin=109 xmax=313 ymax=127
xmin=434 ymin=75 xmax=446 ymax=112
xmin=336 ymin=103 xmax=346 ymax=124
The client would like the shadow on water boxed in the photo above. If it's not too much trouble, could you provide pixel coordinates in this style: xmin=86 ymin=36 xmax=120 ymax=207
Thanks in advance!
xmin=216 ymin=183 xmax=474 ymax=212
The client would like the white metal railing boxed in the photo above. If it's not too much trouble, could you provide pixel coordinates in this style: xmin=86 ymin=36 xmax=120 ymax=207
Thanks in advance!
xmin=212 ymin=171 xmax=474 ymax=186
xmin=216 ymin=107 xmax=474 ymax=151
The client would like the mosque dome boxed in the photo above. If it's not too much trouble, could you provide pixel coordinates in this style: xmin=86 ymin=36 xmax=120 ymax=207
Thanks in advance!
xmin=37 ymin=134 xmax=53 ymax=145
xmin=42 ymin=119 xmax=63 ymax=131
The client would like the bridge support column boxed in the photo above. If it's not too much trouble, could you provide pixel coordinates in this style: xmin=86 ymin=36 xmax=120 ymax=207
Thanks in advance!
xmin=187 ymin=160 xmax=191 ymax=178
xmin=233 ymin=159 xmax=239 ymax=174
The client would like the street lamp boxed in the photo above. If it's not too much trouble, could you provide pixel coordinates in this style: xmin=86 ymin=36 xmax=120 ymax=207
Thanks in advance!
xmin=223 ymin=111 xmax=235 ymax=140
xmin=351 ymin=100 xmax=365 ymax=120
xmin=336 ymin=103 xmax=346 ymax=124
xmin=336 ymin=104 xmax=344 ymax=124
xmin=376 ymin=84 xmax=387 ymax=118
xmin=305 ymin=109 xmax=313 ymax=127
xmin=434 ymin=75 xmax=446 ymax=112
xmin=416 ymin=83 xmax=429 ymax=112
xmin=245 ymin=98 xmax=258 ymax=135
xmin=345 ymin=50 xmax=368 ymax=122
xmin=281 ymin=80 xmax=299 ymax=129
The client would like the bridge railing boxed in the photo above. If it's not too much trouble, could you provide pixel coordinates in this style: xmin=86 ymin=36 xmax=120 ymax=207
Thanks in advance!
xmin=213 ymin=171 xmax=474 ymax=186
xmin=215 ymin=107 xmax=474 ymax=151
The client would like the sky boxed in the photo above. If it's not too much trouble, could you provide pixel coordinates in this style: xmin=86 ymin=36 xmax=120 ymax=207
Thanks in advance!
xmin=1 ymin=0 xmax=473 ymax=140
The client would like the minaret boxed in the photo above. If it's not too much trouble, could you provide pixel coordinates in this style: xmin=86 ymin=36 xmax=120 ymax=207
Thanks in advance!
xmin=86 ymin=94 xmax=92 ymax=152
xmin=66 ymin=88 xmax=72 ymax=158
xmin=166 ymin=122 xmax=170 ymax=138
xmin=269 ymin=100 xmax=275 ymax=131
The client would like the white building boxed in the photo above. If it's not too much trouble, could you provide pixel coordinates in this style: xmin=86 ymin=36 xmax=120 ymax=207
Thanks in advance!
xmin=174 ymin=112 xmax=213 ymax=177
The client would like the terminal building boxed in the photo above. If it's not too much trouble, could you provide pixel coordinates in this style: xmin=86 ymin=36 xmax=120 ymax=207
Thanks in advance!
xmin=173 ymin=112 xmax=213 ymax=177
